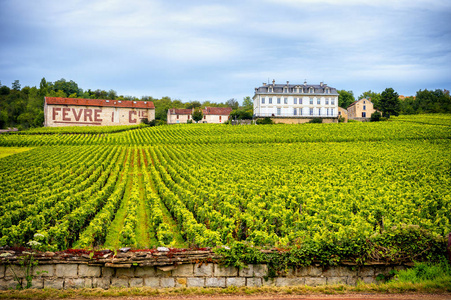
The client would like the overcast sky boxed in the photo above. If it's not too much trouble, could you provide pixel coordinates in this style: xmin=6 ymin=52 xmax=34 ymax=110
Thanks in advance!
xmin=1 ymin=0 xmax=450 ymax=103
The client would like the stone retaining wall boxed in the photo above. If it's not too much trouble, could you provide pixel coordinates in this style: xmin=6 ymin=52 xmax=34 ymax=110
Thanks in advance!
xmin=0 ymin=263 xmax=406 ymax=290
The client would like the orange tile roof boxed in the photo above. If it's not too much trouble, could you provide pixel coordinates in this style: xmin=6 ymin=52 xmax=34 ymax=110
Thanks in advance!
xmin=202 ymin=107 xmax=233 ymax=115
xmin=45 ymin=97 xmax=155 ymax=109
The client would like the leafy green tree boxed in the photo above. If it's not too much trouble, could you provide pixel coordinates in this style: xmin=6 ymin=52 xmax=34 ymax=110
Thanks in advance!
xmin=414 ymin=89 xmax=451 ymax=113
xmin=380 ymin=88 xmax=400 ymax=118
xmin=242 ymin=96 xmax=253 ymax=110
xmin=359 ymin=90 xmax=381 ymax=110
xmin=12 ymin=80 xmax=21 ymax=91
xmin=370 ymin=111 xmax=382 ymax=122
xmin=192 ymin=109 xmax=203 ymax=122
xmin=337 ymin=90 xmax=355 ymax=109
xmin=226 ymin=98 xmax=239 ymax=110
xmin=185 ymin=101 xmax=202 ymax=109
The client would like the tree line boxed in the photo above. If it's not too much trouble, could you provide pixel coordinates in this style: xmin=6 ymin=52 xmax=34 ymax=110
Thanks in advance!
xmin=0 ymin=78 xmax=253 ymax=129
xmin=338 ymin=88 xmax=451 ymax=116
xmin=1 ymin=78 xmax=449 ymax=129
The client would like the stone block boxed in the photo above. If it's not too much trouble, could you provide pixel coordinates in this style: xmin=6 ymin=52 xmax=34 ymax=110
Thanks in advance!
xmin=214 ymin=265 xmax=238 ymax=277
xmin=78 ymin=265 xmax=101 ymax=277
xmin=93 ymin=278 xmax=110 ymax=289
xmin=239 ymin=265 xmax=253 ymax=277
xmin=143 ymin=277 xmax=160 ymax=288
xmin=305 ymin=277 xmax=327 ymax=286
xmin=56 ymin=264 xmax=78 ymax=277
xmin=194 ymin=263 xmax=213 ymax=277
xmin=5 ymin=265 xmax=26 ymax=278
xmin=135 ymin=266 xmax=156 ymax=277
xmin=246 ymin=277 xmax=262 ymax=287
xmin=30 ymin=278 xmax=44 ymax=289
xmin=296 ymin=266 xmax=322 ymax=277
xmin=44 ymin=278 xmax=64 ymax=289
xmin=275 ymin=277 xmax=305 ymax=287
xmin=323 ymin=266 xmax=354 ymax=277
xmin=0 ymin=279 xmax=20 ymax=290
xmin=206 ymin=277 xmax=226 ymax=288
xmin=262 ymin=277 xmax=275 ymax=286
xmin=253 ymin=264 xmax=268 ymax=277
xmin=156 ymin=268 xmax=172 ymax=277
xmin=116 ymin=268 xmax=135 ymax=278
xmin=327 ymin=277 xmax=347 ymax=285
xmin=360 ymin=276 xmax=376 ymax=284
xmin=64 ymin=278 xmax=86 ymax=289
xmin=0 ymin=265 xmax=4 ymax=278
xmin=102 ymin=267 xmax=114 ymax=277
xmin=129 ymin=278 xmax=144 ymax=287
xmin=359 ymin=266 xmax=374 ymax=277
xmin=172 ymin=264 xmax=194 ymax=277
xmin=161 ymin=277 xmax=175 ymax=288
xmin=347 ymin=276 xmax=358 ymax=286
xmin=187 ymin=277 xmax=205 ymax=287
xmin=111 ymin=278 xmax=129 ymax=288
xmin=226 ymin=277 xmax=246 ymax=287
xmin=34 ymin=264 xmax=54 ymax=277
xmin=175 ymin=278 xmax=187 ymax=287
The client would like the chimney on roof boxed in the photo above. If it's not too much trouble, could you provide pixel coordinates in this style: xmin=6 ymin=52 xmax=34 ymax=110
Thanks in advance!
xmin=263 ymin=82 xmax=266 ymax=86
xmin=286 ymin=81 xmax=289 ymax=85
xmin=304 ymin=80 xmax=307 ymax=86
xmin=272 ymin=79 xmax=275 ymax=85
xmin=320 ymin=82 xmax=323 ymax=87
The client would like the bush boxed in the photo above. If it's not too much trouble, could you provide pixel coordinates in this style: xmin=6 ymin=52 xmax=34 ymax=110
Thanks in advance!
xmin=187 ymin=119 xmax=193 ymax=124
xmin=256 ymin=117 xmax=274 ymax=125
xmin=370 ymin=111 xmax=382 ymax=122
xmin=308 ymin=118 xmax=323 ymax=123
xmin=393 ymin=259 xmax=451 ymax=283
xmin=338 ymin=116 xmax=346 ymax=123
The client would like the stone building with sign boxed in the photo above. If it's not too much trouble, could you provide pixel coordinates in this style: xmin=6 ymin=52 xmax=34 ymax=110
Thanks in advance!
xmin=44 ymin=97 xmax=155 ymax=127
xmin=347 ymin=98 xmax=377 ymax=120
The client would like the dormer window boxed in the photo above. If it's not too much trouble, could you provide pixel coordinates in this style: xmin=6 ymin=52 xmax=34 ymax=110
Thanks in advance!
xmin=309 ymin=87 xmax=314 ymax=93
xmin=325 ymin=87 xmax=330 ymax=94
xmin=284 ymin=88 xmax=287 ymax=93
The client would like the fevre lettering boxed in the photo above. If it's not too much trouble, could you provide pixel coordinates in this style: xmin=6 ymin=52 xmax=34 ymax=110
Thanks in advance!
xmin=52 ymin=108 xmax=103 ymax=123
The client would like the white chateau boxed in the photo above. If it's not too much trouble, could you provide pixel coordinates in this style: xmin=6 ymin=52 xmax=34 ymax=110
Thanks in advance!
xmin=253 ymin=80 xmax=339 ymax=123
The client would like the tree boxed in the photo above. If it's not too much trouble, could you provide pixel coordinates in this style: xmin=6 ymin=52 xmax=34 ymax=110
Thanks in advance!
xmin=12 ymin=80 xmax=21 ymax=91
xmin=242 ymin=96 xmax=253 ymax=110
xmin=185 ymin=101 xmax=201 ymax=109
xmin=359 ymin=90 xmax=381 ymax=110
xmin=192 ymin=109 xmax=203 ymax=123
xmin=337 ymin=90 xmax=355 ymax=109
xmin=379 ymin=88 xmax=400 ymax=118
xmin=226 ymin=98 xmax=239 ymax=110
xmin=370 ymin=111 xmax=382 ymax=122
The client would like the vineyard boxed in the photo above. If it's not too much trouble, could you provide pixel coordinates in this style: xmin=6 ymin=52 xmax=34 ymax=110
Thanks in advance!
xmin=0 ymin=115 xmax=450 ymax=265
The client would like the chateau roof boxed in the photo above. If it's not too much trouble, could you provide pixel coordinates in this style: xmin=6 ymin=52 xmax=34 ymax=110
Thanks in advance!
xmin=255 ymin=82 xmax=338 ymax=95
xmin=45 ymin=97 xmax=155 ymax=109
xmin=348 ymin=98 xmax=372 ymax=108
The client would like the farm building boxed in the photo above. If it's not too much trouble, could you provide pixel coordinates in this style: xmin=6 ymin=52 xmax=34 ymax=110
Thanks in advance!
xmin=167 ymin=108 xmax=194 ymax=124
xmin=167 ymin=107 xmax=232 ymax=124
xmin=347 ymin=98 xmax=377 ymax=120
xmin=44 ymin=97 xmax=155 ymax=127
xmin=253 ymin=80 xmax=339 ymax=124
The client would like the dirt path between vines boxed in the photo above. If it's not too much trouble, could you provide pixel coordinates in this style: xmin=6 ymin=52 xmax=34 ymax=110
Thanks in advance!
xmin=66 ymin=294 xmax=451 ymax=300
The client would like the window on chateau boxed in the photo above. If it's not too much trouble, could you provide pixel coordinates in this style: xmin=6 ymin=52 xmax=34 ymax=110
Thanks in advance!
xmin=300 ymin=98 xmax=303 ymax=105
xmin=262 ymin=97 xmax=265 ymax=104
xmin=269 ymin=98 xmax=273 ymax=104
xmin=326 ymin=108 xmax=329 ymax=116
xmin=293 ymin=108 xmax=297 ymax=115
xmin=277 ymin=98 xmax=281 ymax=104
xmin=300 ymin=108 xmax=303 ymax=115
xmin=331 ymin=108 xmax=334 ymax=115
xmin=317 ymin=98 xmax=321 ymax=105
xmin=309 ymin=108 xmax=313 ymax=115
xmin=294 ymin=98 xmax=297 ymax=104
xmin=284 ymin=98 xmax=288 ymax=104
xmin=277 ymin=108 xmax=281 ymax=115
xmin=309 ymin=98 xmax=313 ymax=105
xmin=331 ymin=98 xmax=335 ymax=105
xmin=318 ymin=108 xmax=321 ymax=115
xmin=325 ymin=98 xmax=329 ymax=105
xmin=284 ymin=88 xmax=287 ymax=93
